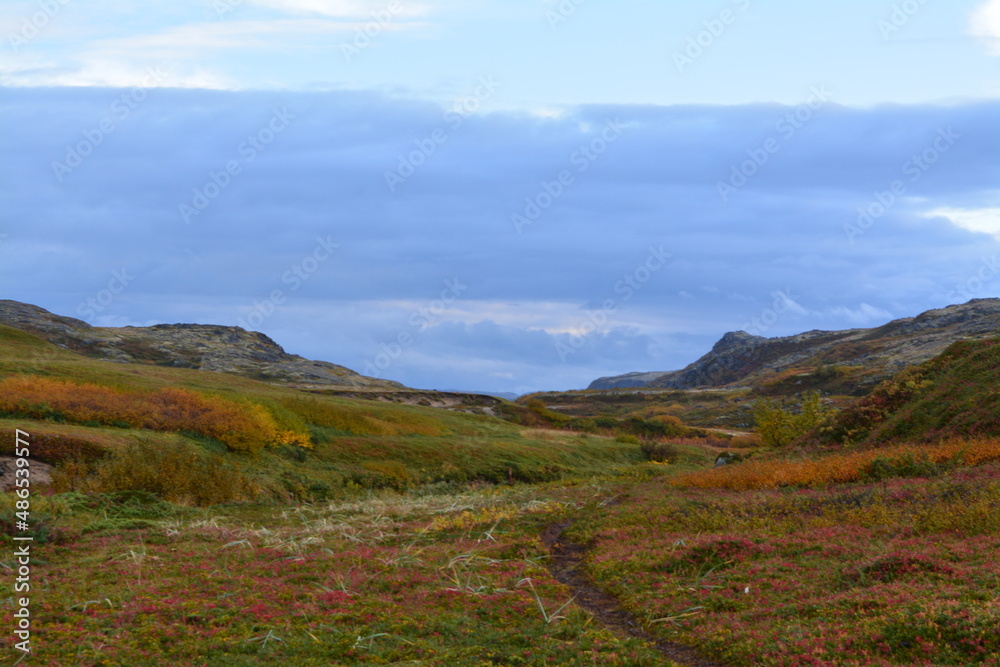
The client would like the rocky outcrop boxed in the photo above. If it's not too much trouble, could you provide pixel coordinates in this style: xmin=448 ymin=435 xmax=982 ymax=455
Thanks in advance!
xmin=588 ymin=299 xmax=1000 ymax=391
xmin=0 ymin=300 xmax=403 ymax=390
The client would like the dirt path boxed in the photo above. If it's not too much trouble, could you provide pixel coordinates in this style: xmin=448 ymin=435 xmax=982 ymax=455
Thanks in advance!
xmin=541 ymin=519 xmax=725 ymax=667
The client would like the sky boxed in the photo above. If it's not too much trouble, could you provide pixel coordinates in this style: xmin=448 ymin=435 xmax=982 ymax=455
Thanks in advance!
xmin=1 ymin=0 xmax=1000 ymax=395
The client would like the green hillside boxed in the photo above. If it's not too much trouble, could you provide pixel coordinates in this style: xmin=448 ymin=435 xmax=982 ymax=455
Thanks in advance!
xmin=821 ymin=337 xmax=1000 ymax=446
xmin=0 ymin=324 xmax=649 ymax=503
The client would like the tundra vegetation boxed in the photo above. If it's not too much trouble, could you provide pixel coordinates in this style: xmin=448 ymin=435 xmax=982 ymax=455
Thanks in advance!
xmin=2 ymin=323 xmax=999 ymax=665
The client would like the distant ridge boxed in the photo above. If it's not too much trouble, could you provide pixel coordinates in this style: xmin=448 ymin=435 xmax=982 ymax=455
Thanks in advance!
xmin=0 ymin=300 xmax=404 ymax=390
xmin=588 ymin=298 xmax=1000 ymax=392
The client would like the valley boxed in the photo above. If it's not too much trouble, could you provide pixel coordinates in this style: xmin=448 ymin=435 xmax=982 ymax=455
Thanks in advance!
xmin=1 ymin=300 xmax=999 ymax=665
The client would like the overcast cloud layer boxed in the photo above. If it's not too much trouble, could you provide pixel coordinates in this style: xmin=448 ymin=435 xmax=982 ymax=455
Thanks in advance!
xmin=2 ymin=87 xmax=999 ymax=393
xmin=2 ymin=0 xmax=1000 ymax=393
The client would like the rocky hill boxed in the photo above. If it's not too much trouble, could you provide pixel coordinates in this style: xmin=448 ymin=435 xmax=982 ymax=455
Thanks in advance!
xmin=0 ymin=300 xmax=403 ymax=390
xmin=589 ymin=298 xmax=1000 ymax=392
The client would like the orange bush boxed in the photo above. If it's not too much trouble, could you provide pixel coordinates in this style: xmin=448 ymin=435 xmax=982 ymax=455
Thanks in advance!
xmin=674 ymin=438 xmax=1000 ymax=491
xmin=0 ymin=432 xmax=107 ymax=464
xmin=0 ymin=376 xmax=311 ymax=453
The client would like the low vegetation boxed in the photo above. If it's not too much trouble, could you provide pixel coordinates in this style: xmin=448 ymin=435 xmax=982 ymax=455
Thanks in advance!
xmin=0 ymin=375 xmax=310 ymax=453
xmin=674 ymin=437 xmax=1000 ymax=490
xmin=818 ymin=338 xmax=1000 ymax=445
xmin=571 ymin=461 xmax=1000 ymax=666
xmin=2 ymin=327 xmax=999 ymax=664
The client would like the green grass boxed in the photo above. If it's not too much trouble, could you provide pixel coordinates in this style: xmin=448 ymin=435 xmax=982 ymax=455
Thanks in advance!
xmin=820 ymin=337 xmax=1000 ymax=446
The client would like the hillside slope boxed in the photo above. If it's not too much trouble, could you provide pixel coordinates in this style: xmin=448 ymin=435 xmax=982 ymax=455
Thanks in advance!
xmin=0 ymin=300 xmax=401 ymax=390
xmin=819 ymin=337 xmax=1000 ymax=446
xmin=0 ymin=322 xmax=650 ymax=501
xmin=589 ymin=298 xmax=1000 ymax=393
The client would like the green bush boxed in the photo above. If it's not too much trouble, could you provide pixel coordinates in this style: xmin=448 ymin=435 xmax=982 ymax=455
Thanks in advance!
xmin=52 ymin=439 xmax=261 ymax=506
xmin=640 ymin=441 xmax=680 ymax=463
xmin=754 ymin=391 xmax=835 ymax=447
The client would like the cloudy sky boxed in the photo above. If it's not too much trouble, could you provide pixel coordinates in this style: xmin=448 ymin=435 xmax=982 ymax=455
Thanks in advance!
xmin=2 ymin=0 xmax=1000 ymax=394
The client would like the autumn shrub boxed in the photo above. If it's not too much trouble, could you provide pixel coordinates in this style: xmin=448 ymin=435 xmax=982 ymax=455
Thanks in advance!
xmin=818 ymin=339 xmax=1000 ymax=446
xmin=0 ymin=431 xmax=107 ymax=464
xmin=524 ymin=399 xmax=572 ymax=426
xmin=753 ymin=391 xmax=835 ymax=447
xmin=568 ymin=417 xmax=598 ymax=433
xmin=862 ymin=452 xmax=953 ymax=482
xmin=0 ymin=376 xmax=311 ymax=453
xmin=729 ymin=434 xmax=762 ymax=448
xmin=358 ymin=460 xmax=416 ymax=490
xmin=624 ymin=416 xmax=688 ymax=439
xmin=640 ymin=441 xmax=679 ymax=463
xmin=52 ymin=439 xmax=261 ymax=506
xmin=674 ymin=438 xmax=1000 ymax=490
xmin=821 ymin=367 xmax=934 ymax=444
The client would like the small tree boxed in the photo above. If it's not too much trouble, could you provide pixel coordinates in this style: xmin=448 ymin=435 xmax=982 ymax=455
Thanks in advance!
xmin=753 ymin=392 xmax=834 ymax=447
xmin=753 ymin=397 xmax=795 ymax=447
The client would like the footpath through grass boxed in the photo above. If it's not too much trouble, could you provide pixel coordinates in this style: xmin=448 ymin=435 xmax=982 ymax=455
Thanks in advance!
xmin=2 ymin=478 xmax=678 ymax=666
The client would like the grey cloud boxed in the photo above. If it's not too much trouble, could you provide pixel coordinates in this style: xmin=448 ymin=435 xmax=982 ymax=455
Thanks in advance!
xmin=2 ymin=88 xmax=999 ymax=391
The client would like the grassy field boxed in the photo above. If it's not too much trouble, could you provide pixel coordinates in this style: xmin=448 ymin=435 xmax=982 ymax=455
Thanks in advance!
xmin=571 ymin=455 xmax=1000 ymax=666
xmin=6 ymin=440 xmax=1000 ymax=665
xmin=2 ymin=478 xmax=683 ymax=665
xmin=2 ymin=328 xmax=1000 ymax=665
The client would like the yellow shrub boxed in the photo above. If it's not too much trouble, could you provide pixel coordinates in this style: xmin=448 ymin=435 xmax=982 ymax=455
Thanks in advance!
xmin=0 ymin=376 xmax=311 ymax=453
